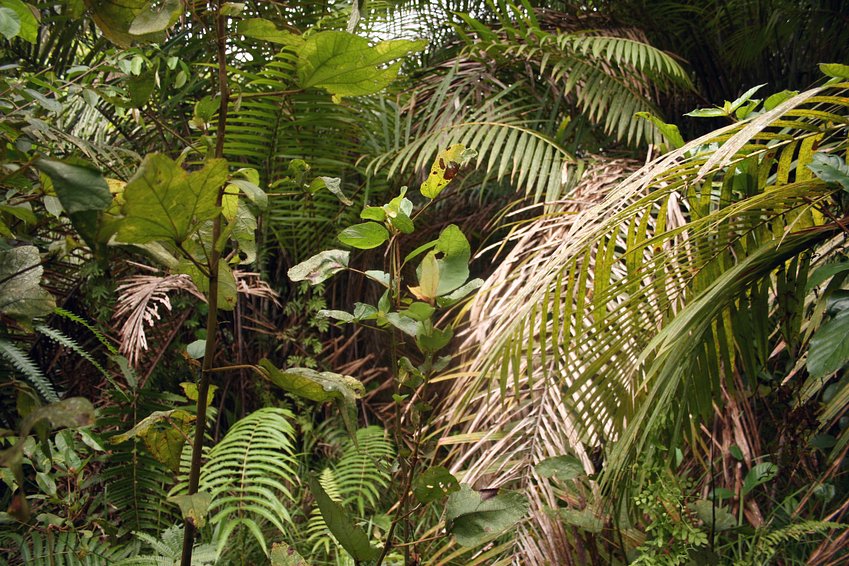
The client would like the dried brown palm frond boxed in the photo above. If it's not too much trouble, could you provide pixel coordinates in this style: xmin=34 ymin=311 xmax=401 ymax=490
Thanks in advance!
xmin=430 ymin=156 xmax=641 ymax=564
xmin=113 ymin=265 xmax=282 ymax=367
xmin=233 ymin=270 xmax=281 ymax=305
xmin=437 ymin=81 xmax=849 ymax=562
xmin=112 ymin=265 xmax=205 ymax=366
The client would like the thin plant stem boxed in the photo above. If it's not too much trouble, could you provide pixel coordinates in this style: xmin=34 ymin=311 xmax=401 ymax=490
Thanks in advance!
xmin=180 ymin=1 xmax=230 ymax=564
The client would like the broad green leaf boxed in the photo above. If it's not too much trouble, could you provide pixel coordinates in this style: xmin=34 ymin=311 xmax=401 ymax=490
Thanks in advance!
xmin=0 ymin=0 xmax=37 ymax=43
xmin=288 ymin=249 xmax=349 ymax=284
xmin=179 ymin=260 xmax=238 ymax=311
xmin=338 ymin=221 xmax=389 ymax=249
xmin=353 ymin=302 xmax=378 ymax=320
xmin=110 ymin=409 xmax=194 ymax=472
xmin=258 ymin=359 xmax=364 ymax=405
xmin=728 ymin=84 xmax=766 ymax=112
xmin=231 ymin=201 xmax=257 ymax=264
xmin=84 ymin=0 xmax=180 ymax=46
xmin=807 ymin=261 xmax=849 ymax=290
xmin=690 ymin=501 xmax=737 ymax=531
xmin=168 ymin=492 xmax=212 ymax=529
xmin=415 ymin=225 xmax=471 ymax=297
xmin=808 ymin=153 xmax=849 ymax=191
xmin=808 ymin=310 xmax=849 ymax=378
xmin=742 ymin=462 xmax=778 ymax=495
xmin=229 ymin=178 xmax=267 ymax=209
xmin=413 ymin=466 xmax=460 ymax=503
xmin=37 ymin=158 xmax=112 ymax=248
xmin=194 ymin=95 xmax=218 ymax=122
xmin=270 ymin=542 xmax=310 ymax=566
xmin=220 ymin=2 xmax=244 ymax=16
xmin=19 ymin=397 xmax=95 ymax=438
xmin=385 ymin=312 xmax=422 ymax=337
xmin=319 ymin=309 xmax=355 ymax=323
xmin=445 ymin=485 xmax=528 ymax=547
xmin=36 ymin=159 xmax=111 ymax=215
xmin=307 ymin=475 xmax=380 ymax=561
xmin=416 ymin=325 xmax=453 ymax=353
xmin=360 ymin=206 xmax=386 ymax=222
xmin=128 ymin=0 xmax=181 ymax=35
xmin=0 ymin=7 xmax=19 ymax=40
xmin=297 ymin=31 xmax=426 ymax=98
xmin=0 ymin=246 xmax=55 ymax=320
xmin=420 ymin=144 xmax=477 ymax=199
xmin=400 ymin=301 xmax=435 ymax=321
xmin=117 ymin=154 xmax=227 ymax=245
xmin=383 ymin=188 xmax=415 ymax=232
xmin=535 ymin=455 xmax=585 ymax=481
xmin=364 ymin=270 xmax=390 ymax=287
xmin=437 ymin=278 xmax=484 ymax=307
xmin=820 ymin=63 xmax=849 ymax=80
xmin=436 ymin=225 xmax=471 ymax=292
xmin=553 ymin=507 xmax=603 ymax=533
xmin=763 ymin=89 xmax=798 ymax=111
xmin=126 ymin=71 xmax=155 ymax=108
xmin=238 ymin=18 xmax=303 ymax=47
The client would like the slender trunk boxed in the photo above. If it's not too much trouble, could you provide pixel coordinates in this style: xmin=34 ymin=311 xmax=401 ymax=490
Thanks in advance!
xmin=180 ymin=2 xmax=229 ymax=564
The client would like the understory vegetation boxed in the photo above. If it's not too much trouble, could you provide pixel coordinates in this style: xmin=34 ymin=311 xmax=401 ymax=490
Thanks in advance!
xmin=2 ymin=1 xmax=849 ymax=565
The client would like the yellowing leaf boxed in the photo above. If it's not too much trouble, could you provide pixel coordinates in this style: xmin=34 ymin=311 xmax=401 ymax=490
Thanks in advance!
xmin=111 ymin=409 xmax=194 ymax=472
xmin=168 ymin=492 xmax=212 ymax=529
xmin=413 ymin=251 xmax=440 ymax=300
xmin=420 ymin=144 xmax=477 ymax=199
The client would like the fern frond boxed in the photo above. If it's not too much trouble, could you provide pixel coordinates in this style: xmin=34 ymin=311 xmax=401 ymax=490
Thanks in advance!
xmin=52 ymin=307 xmax=118 ymax=355
xmin=17 ymin=531 xmax=134 ymax=566
xmin=35 ymin=325 xmax=111 ymax=382
xmin=750 ymin=520 xmax=846 ymax=563
xmin=99 ymin=386 xmax=181 ymax=534
xmin=114 ymin=526 xmax=217 ymax=566
xmin=0 ymin=338 xmax=60 ymax=402
xmin=198 ymin=407 xmax=298 ymax=556
xmin=334 ymin=425 xmax=394 ymax=516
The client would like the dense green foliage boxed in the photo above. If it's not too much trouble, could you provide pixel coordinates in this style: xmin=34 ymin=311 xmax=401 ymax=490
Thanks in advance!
xmin=1 ymin=1 xmax=849 ymax=565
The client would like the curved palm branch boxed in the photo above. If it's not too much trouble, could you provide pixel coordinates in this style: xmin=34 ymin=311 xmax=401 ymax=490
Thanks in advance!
xmin=438 ymin=80 xmax=849 ymax=560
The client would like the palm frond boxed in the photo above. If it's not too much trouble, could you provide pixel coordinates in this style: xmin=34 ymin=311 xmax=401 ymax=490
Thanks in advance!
xmin=439 ymin=81 xmax=849 ymax=560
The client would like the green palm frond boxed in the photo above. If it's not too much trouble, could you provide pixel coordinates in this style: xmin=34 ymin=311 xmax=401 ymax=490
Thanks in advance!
xmin=11 ymin=530 xmax=134 ymax=566
xmin=0 ymin=338 xmax=60 ymax=402
xmin=100 ymin=382 xmax=184 ymax=535
xmin=301 ymin=426 xmax=394 ymax=562
xmin=369 ymin=2 xmax=688 ymax=204
xmin=198 ymin=407 xmax=298 ymax=556
xmin=35 ymin=325 xmax=112 ymax=383
xmin=438 ymin=81 xmax=849 ymax=559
